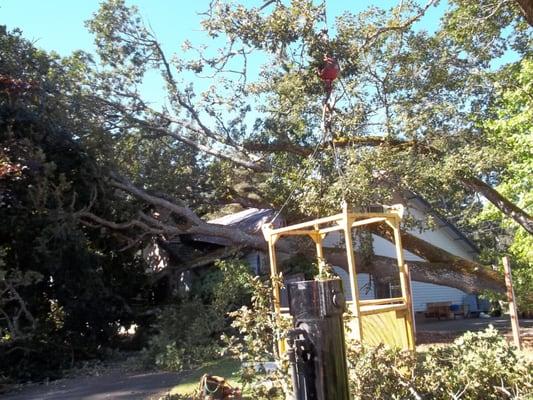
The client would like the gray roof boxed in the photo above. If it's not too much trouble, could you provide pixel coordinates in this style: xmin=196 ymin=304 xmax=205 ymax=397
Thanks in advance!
xmin=193 ymin=208 xmax=281 ymax=246
xmin=208 ymin=208 xmax=279 ymax=232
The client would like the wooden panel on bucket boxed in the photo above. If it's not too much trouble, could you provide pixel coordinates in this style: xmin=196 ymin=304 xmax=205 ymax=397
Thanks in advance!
xmin=360 ymin=308 xmax=411 ymax=349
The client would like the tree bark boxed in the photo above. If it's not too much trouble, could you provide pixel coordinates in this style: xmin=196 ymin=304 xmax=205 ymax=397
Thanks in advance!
xmin=516 ymin=0 xmax=533 ymax=26
xmin=324 ymin=250 xmax=504 ymax=294
xmin=462 ymin=176 xmax=533 ymax=235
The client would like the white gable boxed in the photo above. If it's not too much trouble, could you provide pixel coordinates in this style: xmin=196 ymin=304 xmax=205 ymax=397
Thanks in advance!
xmin=322 ymin=202 xmax=477 ymax=262
xmin=405 ymin=206 xmax=475 ymax=261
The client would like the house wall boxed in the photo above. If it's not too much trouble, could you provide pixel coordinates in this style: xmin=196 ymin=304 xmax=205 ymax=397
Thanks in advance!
xmin=411 ymin=281 xmax=466 ymax=312
xmin=319 ymin=205 xmax=474 ymax=311
xmin=321 ymin=205 xmax=475 ymax=262
xmin=244 ymin=249 xmax=468 ymax=313
xmin=332 ymin=266 xmax=374 ymax=301
xmin=405 ymin=207 xmax=475 ymax=261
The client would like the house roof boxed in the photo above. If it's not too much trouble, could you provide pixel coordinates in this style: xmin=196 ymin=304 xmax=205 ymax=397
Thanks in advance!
xmin=192 ymin=208 xmax=281 ymax=246
xmin=194 ymin=201 xmax=479 ymax=258
xmin=208 ymin=208 xmax=279 ymax=232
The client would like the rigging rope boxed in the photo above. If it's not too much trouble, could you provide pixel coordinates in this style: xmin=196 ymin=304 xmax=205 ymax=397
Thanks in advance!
xmin=323 ymin=90 xmax=347 ymax=197
xmin=269 ymin=127 xmax=327 ymax=224
xmin=269 ymin=0 xmax=347 ymax=223
xmin=269 ymin=90 xmax=345 ymax=224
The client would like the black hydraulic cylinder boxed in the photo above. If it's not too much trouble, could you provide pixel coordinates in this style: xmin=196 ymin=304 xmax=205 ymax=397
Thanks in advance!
xmin=287 ymin=278 xmax=350 ymax=400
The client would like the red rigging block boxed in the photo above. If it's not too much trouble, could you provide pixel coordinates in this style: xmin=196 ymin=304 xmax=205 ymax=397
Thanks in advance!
xmin=318 ymin=55 xmax=340 ymax=83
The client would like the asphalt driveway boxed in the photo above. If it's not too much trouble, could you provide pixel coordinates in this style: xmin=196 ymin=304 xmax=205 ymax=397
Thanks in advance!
xmin=1 ymin=369 xmax=181 ymax=400
xmin=416 ymin=316 xmax=533 ymax=333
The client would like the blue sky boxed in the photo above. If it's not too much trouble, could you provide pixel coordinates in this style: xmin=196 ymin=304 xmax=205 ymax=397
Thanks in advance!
xmin=0 ymin=1 xmax=448 ymax=107
xmin=1 ymin=1 xmax=447 ymax=56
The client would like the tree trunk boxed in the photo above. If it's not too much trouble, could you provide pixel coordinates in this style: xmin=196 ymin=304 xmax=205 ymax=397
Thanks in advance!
xmin=462 ymin=176 xmax=533 ymax=235
xmin=516 ymin=0 xmax=533 ymax=26
xmin=324 ymin=250 xmax=504 ymax=294
xmin=103 ymin=173 xmax=506 ymax=293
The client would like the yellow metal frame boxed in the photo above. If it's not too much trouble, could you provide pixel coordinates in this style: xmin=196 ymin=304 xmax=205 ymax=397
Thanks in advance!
xmin=262 ymin=202 xmax=415 ymax=352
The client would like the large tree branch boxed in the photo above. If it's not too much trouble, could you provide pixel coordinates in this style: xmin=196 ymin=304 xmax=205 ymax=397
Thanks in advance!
xmin=105 ymin=172 xmax=502 ymax=268
xmin=367 ymin=256 xmax=504 ymax=294
xmin=152 ymin=126 xmax=269 ymax=172
xmin=243 ymin=140 xmax=312 ymax=156
xmin=107 ymin=174 xmax=270 ymax=250
xmin=324 ymin=249 xmax=504 ymax=294
xmin=79 ymin=211 xmax=167 ymax=235
xmin=515 ymin=0 xmax=533 ymax=26
xmin=148 ymin=246 xmax=243 ymax=285
xmin=245 ymin=136 xmax=418 ymax=156
xmin=151 ymin=35 xmax=252 ymax=155
xmin=256 ymin=135 xmax=533 ymax=234
xmin=370 ymin=224 xmax=481 ymax=272
xmin=361 ymin=0 xmax=438 ymax=50
xmin=91 ymin=95 xmax=269 ymax=172
xmin=462 ymin=176 xmax=533 ymax=234
xmin=84 ymin=172 xmax=505 ymax=293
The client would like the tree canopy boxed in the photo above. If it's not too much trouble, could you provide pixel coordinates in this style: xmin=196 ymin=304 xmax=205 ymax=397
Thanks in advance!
xmin=73 ymin=0 xmax=532 ymax=286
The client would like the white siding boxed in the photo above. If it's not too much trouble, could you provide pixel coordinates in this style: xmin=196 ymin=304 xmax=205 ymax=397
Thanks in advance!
xmin=332 ymin=267 xmax=374 ymax=301
xmin=411 ymin=281 xmax=466 ymax=312
xmin=372 ymin=234 xmax=425 ymax=261
xmin=406 ymin=207 xmax=475 ymax=261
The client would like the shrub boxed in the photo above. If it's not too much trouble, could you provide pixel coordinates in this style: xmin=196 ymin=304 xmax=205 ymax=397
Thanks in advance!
xmin=142 ymin=259 xmax=253 ymax=371
xmin=141 ymin=298 xmax=223 ymax=371
xmin=417 ymin=326 xmax=532 ymax=399
xmin=222 ymin=274 xmax=291 ymax=399
xmin=346 ymin=341 xmax=417 ymax=400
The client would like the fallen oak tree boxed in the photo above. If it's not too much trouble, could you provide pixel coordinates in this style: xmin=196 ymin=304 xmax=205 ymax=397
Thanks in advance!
xmin=79 ymin=174 xmax=505 ymax=294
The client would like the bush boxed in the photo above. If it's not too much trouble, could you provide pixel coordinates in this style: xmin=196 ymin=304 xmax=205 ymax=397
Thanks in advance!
xmin=417 ymin=327 xmax=532 ymax=399
xmin=142 ymin=259 xmax=253 ymax=371
xmin=224 ymin=275 xmax=532 ymax=400
xmin=346 ymin=341 xmax=417 ymax=400
xmin=222 ymin=274 xmax=291 ymax=399
xmin=345 ymin=326 xmax=532 ymax=399
xmin=141 ymin=298 xmax=223 ymax=371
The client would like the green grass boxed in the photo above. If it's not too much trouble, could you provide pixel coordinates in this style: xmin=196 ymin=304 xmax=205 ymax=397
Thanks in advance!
xmin=167 ymin=358 xmax=242 ymax=396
